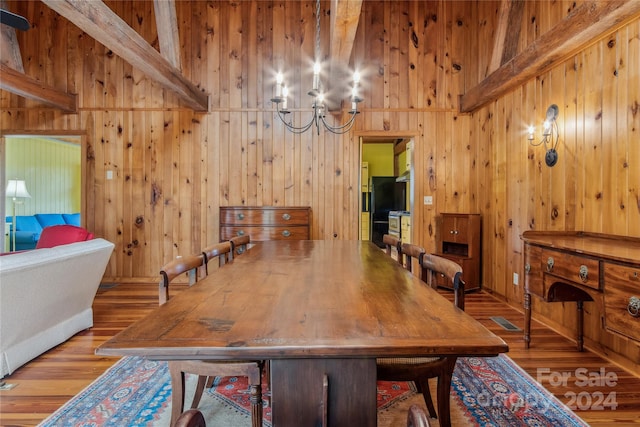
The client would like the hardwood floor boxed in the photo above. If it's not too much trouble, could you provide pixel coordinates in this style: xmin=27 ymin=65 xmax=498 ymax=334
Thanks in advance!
xmin=1 ymin=282 xmax=639 ymax=426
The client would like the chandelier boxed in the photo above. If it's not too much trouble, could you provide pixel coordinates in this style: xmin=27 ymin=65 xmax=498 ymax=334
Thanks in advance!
xmin=270 ymin=0 xmax=363 ymax=135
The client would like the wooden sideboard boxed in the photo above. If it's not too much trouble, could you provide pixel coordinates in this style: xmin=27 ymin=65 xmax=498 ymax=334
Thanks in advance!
xmin=220 ymin=207 xmax=311 ymax=243
xmin=521 ymin=231 xmax=640 ymax=352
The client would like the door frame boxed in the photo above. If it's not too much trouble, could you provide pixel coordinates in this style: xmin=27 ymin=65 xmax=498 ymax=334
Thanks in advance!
xmin=1 ymin=131 xmax=86 ymax=252
xmin=356 ymin=132 xmax=417 ymax=244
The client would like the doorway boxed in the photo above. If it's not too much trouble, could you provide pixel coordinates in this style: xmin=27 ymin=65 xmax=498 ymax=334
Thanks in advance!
xmin=359 ymin=136 xmax=414 ymax=246
xmin=1 ymin=134 xmax=83 ymax=252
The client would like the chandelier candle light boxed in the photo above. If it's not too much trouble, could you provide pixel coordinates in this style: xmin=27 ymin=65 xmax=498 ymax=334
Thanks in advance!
xmin=270 ymin=0 xmax=363 ymax=135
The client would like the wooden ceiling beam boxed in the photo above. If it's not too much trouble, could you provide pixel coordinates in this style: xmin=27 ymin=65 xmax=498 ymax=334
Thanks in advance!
xmin=41 ymin=0 xmax=209 ymax=112
xmin=153 ymin=0 xmax=181 ymax=70
xmin=488 ymin=0 xmax=525 ymax=73
xmin=461 ymin=0 xmax=640 ymax=113
xmin=327 ymin=0 xmax=362 ymax=109
xmin=0 ymin=62 xmax=77 ymax=112
xmin=0 ymin=0 xmax=24 ymax=72
xmin=330 ymin=0 xmax=362 ymax=67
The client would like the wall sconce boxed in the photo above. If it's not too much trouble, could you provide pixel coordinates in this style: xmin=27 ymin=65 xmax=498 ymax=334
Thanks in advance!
xmin=528 ymin=104 xmax=559 ymax=167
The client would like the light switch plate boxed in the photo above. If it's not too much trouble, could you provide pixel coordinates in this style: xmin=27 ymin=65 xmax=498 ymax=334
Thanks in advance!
xmin=423 ymin=196 xmax=433 ymax=205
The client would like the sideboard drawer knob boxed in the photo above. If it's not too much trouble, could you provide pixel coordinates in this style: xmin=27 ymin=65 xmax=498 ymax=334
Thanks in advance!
xmin=237 ymin=230 xmax=245 ymax=236
xmin=237 ymin=213 xmax=245 ymax=220
xmin=282 ymin=213 xmax=291 ymax=221
xmin=546 ymin=257 xmax=554 ymax=272
xmin=579 ymin=265 xmax=589 ymax=282
xmin=628 ymin=296 xmax=640 ymax=318
xmin=282 ymin=230 xmax=291 ymax=237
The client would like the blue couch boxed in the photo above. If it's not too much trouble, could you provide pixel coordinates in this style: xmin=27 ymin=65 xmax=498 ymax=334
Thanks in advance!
xmin=5 ymin=213 xmax=81 ymax=251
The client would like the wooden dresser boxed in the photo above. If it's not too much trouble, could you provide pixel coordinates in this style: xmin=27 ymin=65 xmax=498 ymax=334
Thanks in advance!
xmin=220 ymin=206 xmax=311 ymax=242
xmin=434 ymin=213 xmax=481 ymax=291
xmin=521 ymin=231 xmax=640 ymax=351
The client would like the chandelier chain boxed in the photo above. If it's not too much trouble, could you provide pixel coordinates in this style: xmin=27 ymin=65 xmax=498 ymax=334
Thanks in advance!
xmin=315 ymin=0 xmax=321 ymax=63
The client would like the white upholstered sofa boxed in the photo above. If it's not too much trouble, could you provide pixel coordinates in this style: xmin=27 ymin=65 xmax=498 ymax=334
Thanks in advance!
xmin=0 ymin=238 xmax=114 ymax=378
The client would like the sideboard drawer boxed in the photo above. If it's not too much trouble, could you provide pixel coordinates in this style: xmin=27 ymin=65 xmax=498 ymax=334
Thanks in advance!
xmin=220 ymin=225 xmax=310 ymax=241
xmin=220 ymin=207 xmax=311 ymax=242
xmin=603 ymin=263 xmax=640 ymax=342
xmin=541 ymin=248 xmax=601 ymax=290
xmin=221 ymin=207 xmax=309 ymax=226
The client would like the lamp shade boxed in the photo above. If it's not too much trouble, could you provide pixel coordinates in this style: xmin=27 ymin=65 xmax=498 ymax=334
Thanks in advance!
xmin=5 ymin=179 xmax=31 ymax=199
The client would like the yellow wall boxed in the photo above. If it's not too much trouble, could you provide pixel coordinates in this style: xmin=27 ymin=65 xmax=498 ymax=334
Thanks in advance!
xmin=362 ymin=144 xmax=394 ymax=177
xmin=4 ymin=137 xmax=81 ymax=218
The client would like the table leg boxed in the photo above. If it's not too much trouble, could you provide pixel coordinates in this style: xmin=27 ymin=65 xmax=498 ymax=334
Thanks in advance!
xmin=524 ymin=292 xmax=531 ymax=349
xmin=271 ymin=358 xmax=377 ymax=427
xmin=436 ymin=357 xmax=458 ymax=427
xmin=577 ymin=300 xmax=584 ymax=352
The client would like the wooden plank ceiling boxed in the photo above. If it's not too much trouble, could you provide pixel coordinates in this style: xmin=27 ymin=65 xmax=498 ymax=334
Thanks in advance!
xmin=1 ymin=0 xmax=639 ymax=114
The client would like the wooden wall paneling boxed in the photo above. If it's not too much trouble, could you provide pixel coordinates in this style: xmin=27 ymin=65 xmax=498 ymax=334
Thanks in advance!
xmin=563 ymin=56 xmax=578 ymax=232
xmin=205 ymin=1 xmax=221 ymax=110
xmin=420 ymin=113 xmax=437 ymax=251
xmin=505 ymin=87 xmax=522 ymax=304
xmin=449 ymin=1 xmax=466 ymax=111
xmin=434 ymin=1 xmax=447 ymax=111
xmin=572 ymin=51 xmax=587 ymax=232
xmin=582 ymin=41 xmax=604 ymax=232
xmin=479 ymin=105 xmax=496 ymax=292
xmin=147 ymin=110 xmax=163 ymax=276
xmin=406 ymin=2 xmax=419 ymax=110
xmin=602 ymin=32 xmax=619 ymax=235
xmin=423 ymin=1 xmax=439 ymax=110
xmin=130 ymin=111 xmax=149 ymax=277
xmin=549 ymin=63 xmax=566 ymax=232
xmin=160 ymin=110 xmax=174 ymax=261
xmin=493 ymin=97 xmax=507 ymax=298
xmin=387 ymin=0 xmax=399 ymax=109
xmin=120 ymin=110 xmax=133 ymax=276
xmin=629 ymin=22 xmax=640 ymax=237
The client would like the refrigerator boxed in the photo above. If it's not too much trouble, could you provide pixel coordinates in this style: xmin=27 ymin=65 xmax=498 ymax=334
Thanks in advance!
xmin=368 ymin=176 xmax=406 ymax=248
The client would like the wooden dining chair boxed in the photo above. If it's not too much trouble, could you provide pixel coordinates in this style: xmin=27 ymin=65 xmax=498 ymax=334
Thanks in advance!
xmin=230 ymin=234 xmax=251 ymax=257
xmin=377 ymin=252 xmax=464 ymax=424
xmin=159 ymin=254 xmax=206 ymax=305
xmin=159 ymin=256 xmax=264 ymax=427
xmin=400 ymin=242 xmax=425 ymax=274
xmin=202 ymin=241 xmax=233 ymax=275
xmin=382 ymin=234 xmax=402 ymax=264
xmin=407 ymin=404 xmax=432 ymax=427
xmin=175 ymin=409 xmax=206 ymax=427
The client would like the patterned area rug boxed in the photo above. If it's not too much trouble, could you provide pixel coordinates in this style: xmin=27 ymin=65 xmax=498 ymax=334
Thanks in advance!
xmin=38 ymin=355 xmax=588 ymax=427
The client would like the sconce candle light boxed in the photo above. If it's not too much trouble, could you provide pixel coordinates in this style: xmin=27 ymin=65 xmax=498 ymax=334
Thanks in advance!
xmin=528 ymin=104 xmax=560 ymax=167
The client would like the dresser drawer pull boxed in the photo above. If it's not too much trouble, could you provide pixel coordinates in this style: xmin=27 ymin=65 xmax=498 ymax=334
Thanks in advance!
xmin=546 ymin=257 xmax=554 ymax=272
xmin=237 ymin=230 xmax=245 ymax=236
xmin=237 ymin=213 xmax=245 ymax=220
xmin=282 ymin=230 xmax=291 ymax=237
xmin=578 ymin=265 xmax=589 ymax=282
xmin=282 ymin=213 xmax=291 ymax=221
xmin=524 ymin=263 xmax=531 ymax=274
xmin=628 ymin=297 xmax=640 ymax=318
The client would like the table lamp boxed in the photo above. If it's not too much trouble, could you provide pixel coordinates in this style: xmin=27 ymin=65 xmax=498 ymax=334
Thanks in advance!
xmin=5 ymin=179 xmax=31 ymax=251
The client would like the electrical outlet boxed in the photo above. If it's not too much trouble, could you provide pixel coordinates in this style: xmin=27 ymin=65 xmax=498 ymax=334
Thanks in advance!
xmin=513 ymin=272 xmax=519 ymax=285
xmin=106 ymin=170 xmax=113 ymax=180
xmin=423 ymin=196 xmax=433 ymax=205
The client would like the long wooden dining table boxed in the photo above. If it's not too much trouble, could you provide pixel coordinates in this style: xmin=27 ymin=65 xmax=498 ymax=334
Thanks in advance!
xmin=97 ymin=240 xmax=508 ymax=427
